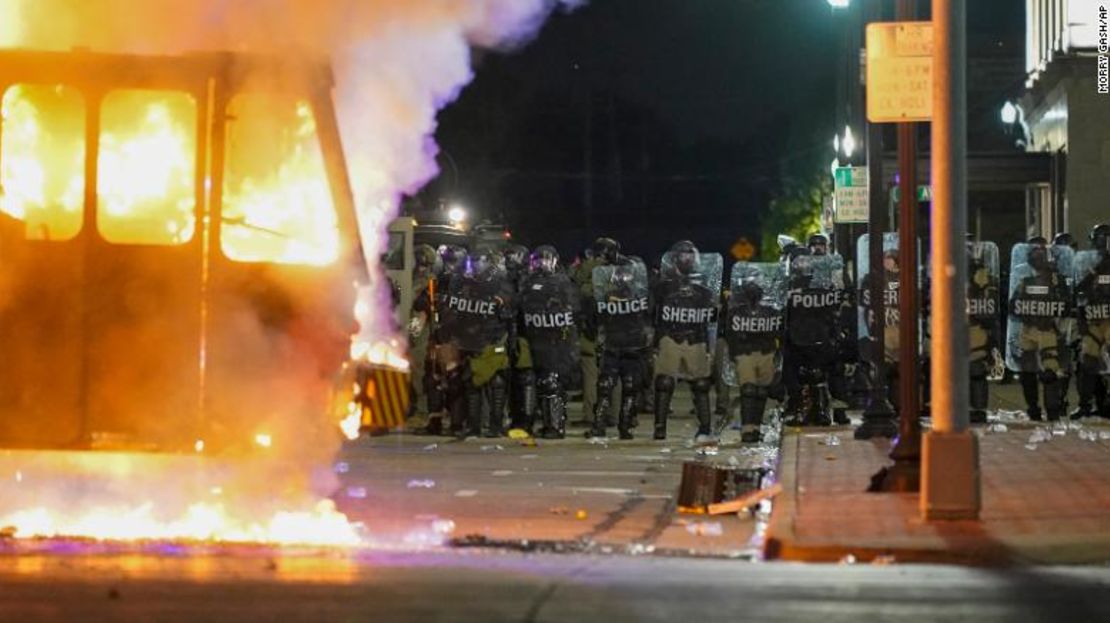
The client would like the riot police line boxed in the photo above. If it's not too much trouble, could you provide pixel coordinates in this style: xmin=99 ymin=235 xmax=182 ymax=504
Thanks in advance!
xmin=399 ymin=222 xmax=1110 ymax=443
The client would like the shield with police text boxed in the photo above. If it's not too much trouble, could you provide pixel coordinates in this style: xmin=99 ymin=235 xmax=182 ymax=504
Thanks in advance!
xmin=519 ymin=270 xmax=581 ymax=377
xmin=592 ymin=260 xmax=652 ymax=351
xmin=785 ymin=253 xmax=844 ymax=348
xmin=1005 ymin=243 xmax=1074 ymax=373
xmin=656 ymin=250 xmax=723 ymax=346
xmin=723 ymin=262 xmax=785 ymax=386
xmin=1074 ymin=249 xmax=1110 ymax=374
xmin=437 ymin=259 xmax=514 ymax=352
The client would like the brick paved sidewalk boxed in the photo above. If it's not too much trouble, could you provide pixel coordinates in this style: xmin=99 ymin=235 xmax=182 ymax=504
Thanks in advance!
xmin=764 ymin=418 xmax=1110 ymax=565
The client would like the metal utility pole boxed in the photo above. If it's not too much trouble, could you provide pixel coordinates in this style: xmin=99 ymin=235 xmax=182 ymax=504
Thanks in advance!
xmin=880 ymin=0 xmax=922 ymax=492
xmin=855 ymin=0 xmax=897 ymax=441
xmin=921 ymin=0 xmax=980 ymax=520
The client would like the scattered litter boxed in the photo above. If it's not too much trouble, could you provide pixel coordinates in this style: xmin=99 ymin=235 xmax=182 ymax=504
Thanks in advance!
xmin=1024 ymin=444 xmax=1038 ymax=451
xmin=431 ymin=519 xmax=456 ymax=534
xmin=1100 ymin=431 xmax=1110 ymax=441
xmin=839 ymin=554 xmax=857 ymax=565
xmin=520 ymin=454 xmax=539 ymax=460
xmin=695 ymin=445 xmax=720 ymax=457
xmin=548 ymin=506 xmax=569 ymax=515
xmin=685 ymin=521 xmax=724 ymax=537
xmin=406 ymin=479 xmax=436 ymax=489
xmin=1078 ymin=429 xmax=1098 ymax=442
xmin=422 ymin=444 xmax=439 ymax=451
xmin=491 ymin=470 xmax=513 ymax=477
xmin=871 ymin=555 xmax=896 ymax=565
xmin=480 ymin=445 xmax=505 ymax=452
xmin=334 ymin=461 xmax=350 ymax=474
xmin=825 ymin=455 xmax=838 ymax=461
xmin=659 ymin=447 xmax=672 ymax=454
xmin=507 ymin=428 xmax=531 ymax=440
xmin=519 ymin=438 xmax=538 ymax=448
xmin=820 ymin=434 xmax=841 ymax=446
xmin=1051 ymin=425 xmax=1067 ymax=437
xmin=728 ymin=455 xmax=741 ymax=467
xmin=708 ymin=482 xmax=784 ymax=515
xmin=987 ymin=423 xmax=1008 ymax=433
xmin=588 ymin=437 xmax=610 ymax=446
xmin=575 ymin=509 xmax=589 ymax=520
xmin=626 ymin=543 xmax=655 ymax=555
xmin=1027 ymin=428 xmax=1052 ymax=444
xmin=346 ymin=486 xmax=368 ymax=499
xmin=455 ymin=490 xmax=478 ymax=497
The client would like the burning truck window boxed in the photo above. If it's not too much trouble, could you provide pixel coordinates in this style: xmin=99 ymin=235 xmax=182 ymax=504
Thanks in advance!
xmin=221 ymin=94 xmax=339 ymax=266
xmin=0 ymin=83 xmax=85 ymax=241
xmin=97 ymin=89 xmax=197 ymax=245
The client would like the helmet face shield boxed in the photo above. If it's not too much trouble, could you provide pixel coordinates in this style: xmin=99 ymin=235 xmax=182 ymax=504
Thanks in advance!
xmin=669 ymin=240 xmax=700 ymax=275
xmin=530 ymin=245 xmax=559 ymax=274
xmin=1092 ymin=224 xmax=1110 ymax=252
xmin=808 ymin=234 xmax=829 ymax=256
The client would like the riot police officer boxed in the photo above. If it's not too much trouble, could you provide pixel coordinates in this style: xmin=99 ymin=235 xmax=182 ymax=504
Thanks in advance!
xmin=1006 ymin=238 xmax=1074 ymax=421
xmin=519 ymin=245 xmax=581 ymax=438
xmin=502 ymin=243 xmax=536 ymax=432
xmin=724 ymin=262 xmax=785 ymax=443
xmin=966 ymin=240 xmax=1001 ymax=424
xmin=589 ymin=256 xmax=652 ymax=440
xmin=406 ymin=244 xmax=439 ymax=432
xmin=574 ymin=237 xmax=622 ymax=426
xmin=652 ymin=241 xmax=723 ymax=442
xmin=437 ymin=248 xmax=517 ymax=438
xmin=1073 ymin=224 xmax=1110 ymax=419
xmin=783 ymin=248 xmax=844 ymax=426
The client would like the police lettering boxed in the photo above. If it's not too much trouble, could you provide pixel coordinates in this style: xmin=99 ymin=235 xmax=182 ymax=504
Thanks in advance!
xmin=731 ymin=316 xmax=782 ymax=333
xmin=1013 ymin=299 xmax=1067 ymax=318
xmin=447 ymin=296 xmax=496 ymax=316
xmin=1085 ymin=303 xmax=1110 ymax=321
xmin=661 ymin=306 xmax=716 ymax=324
xmin=524 ymin=312 xmax=574 ymax=328
xmin=967 ymin=298 xmax=996 ymax=316
xmin=788 ymin=290 xmax=840 ymax=308
xmin=597 ymin=298 xmax=649 ymax=315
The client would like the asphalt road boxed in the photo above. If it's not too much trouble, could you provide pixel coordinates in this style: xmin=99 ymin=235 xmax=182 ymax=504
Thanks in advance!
xmin=2 ymin=549 xmax=1110 ymax=622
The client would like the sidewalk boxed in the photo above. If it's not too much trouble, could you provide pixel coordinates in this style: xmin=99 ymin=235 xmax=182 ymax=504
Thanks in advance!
xmin=764 ymin=382 xmax=1110 ymax=565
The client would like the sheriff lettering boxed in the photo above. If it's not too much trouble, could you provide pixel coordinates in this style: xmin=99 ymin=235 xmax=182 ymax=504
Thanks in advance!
xmin=597 ymin=297 xmax=649 ymax=315
xmin=447 ymin=296 xmax=497 ymax=316
xmin=731 ymin=315 xmax=783 ymax=333
xmin=661 ymin=306 xmax=716 ymax=324
xmin=524 ymin=312 xmax=575 ymax=328
xmin=967 ymin=297 xmax=997 ymax=316
xmin=1084 ymin=303 xmax=1110 ymax=321
xmin=1013 ymin=299 xmax=1067 ymax=318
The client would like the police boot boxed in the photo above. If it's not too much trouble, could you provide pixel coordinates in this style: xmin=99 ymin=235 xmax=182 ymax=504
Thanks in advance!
xmin=618 ymin=375 xmax=638 ymax=440
xmin=587 ymin=377 xmax=614 ymax=438
xmin=653 ymin=376 xmax=674 ymax=440
xmin=1096 ymin=376 xmax=1110 ymax=419
xmin=969 ymin=364 xmax=989 ymax=424
xmin=739 ymin=385 xmax=766 ymax=444
xmin=549 ymin=391 xmax=568 ymax=439
xmin=1042 ymin=372 xmax=1064 ymax=422
xmin=692 ymin=378 xmax=714 ymax=441
xmin=1071 ymin=372 xmax=1098 ymax=420
xmin=1019 ymin=371 xmax=1042 ymax=421
xmin=446 ymin=371 xmax=467 ymax=437
xmin=485 ymin=372 xmax=507 ymax=437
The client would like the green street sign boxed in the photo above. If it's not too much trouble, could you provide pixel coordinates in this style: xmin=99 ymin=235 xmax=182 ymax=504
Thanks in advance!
xmin=890 ymin=185 xmax=932 ymax=202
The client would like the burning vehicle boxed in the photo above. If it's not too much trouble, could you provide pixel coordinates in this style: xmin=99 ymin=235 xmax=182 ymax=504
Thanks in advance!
xmin=0 ymin=49 xmax=379 ymax=452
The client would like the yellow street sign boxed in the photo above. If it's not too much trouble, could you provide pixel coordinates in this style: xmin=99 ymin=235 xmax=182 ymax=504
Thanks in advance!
xmin=866 ymin=21 xmax=933 ymax=123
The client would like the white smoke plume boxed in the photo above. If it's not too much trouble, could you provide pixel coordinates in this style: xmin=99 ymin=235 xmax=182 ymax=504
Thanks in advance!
xmin=0 ymin=0 xmax=583 ymax=334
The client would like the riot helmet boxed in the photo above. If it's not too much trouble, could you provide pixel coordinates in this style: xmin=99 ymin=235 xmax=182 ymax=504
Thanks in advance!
xmin=415 ymin=244 xmax=437 ymax=270
xmin=464 ymin=248 xmax=501 ymax=282
xmin=882 ymin=249 xmax=900 ymax=274
xmin=1052 ymin=232 xmax=1076 ymax=249
xmin=807 ymin=233 xmax=830 ymax=256
xmin=503 ymin=244 xmax=529 ymax=273
xmin=669 ymin=240 xmax=700 ymax=275
xmin=1091 ymin=223 xmax=1110 ymax=252
xmin=592 ymin=237 xmax=621 ymax=265
xmin=529 ymin=245 xmax=560 ymax=274
xmin=438 ymin=244 xmax=466 ymax=274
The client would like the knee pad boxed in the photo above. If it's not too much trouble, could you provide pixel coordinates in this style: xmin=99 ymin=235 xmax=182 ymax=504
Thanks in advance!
xmin=691 ymin=377 xmax=713 ymax=395
xmin=597 ymin=375 xmax=616 ymax=396
xmin=538 ymin=372 xmax=561 ymax=396
xmin=740 ymin=383 xmax=769 ymax=399
xmin=654 ymin=375 xmax=675 ymax=393
xmin=621 ymin=373 xmax=639 ymax=395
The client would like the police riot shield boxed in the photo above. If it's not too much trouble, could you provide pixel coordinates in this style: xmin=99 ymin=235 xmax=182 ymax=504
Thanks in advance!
xmin=965 ymin=241 xmax=1002 ymax=371
xmin=1005 ymin=243 xmax=1074 ymax=373
xmin=1074 ymin=249 xmax=1110 ymax=374
xmin=437 ymin=258 xmax=513 ymax=353
xmin=856 ymin=233 xmax=903 ymax=363
xmin=722 ymin=262 xmax=786 ymax=387
xmin=656 ymin=251 xmax=723 ymax=345
xmin=592 ymin=260 xmax=651 ymax=351
xmin=785 ymin=253 xmax=844 ymax=347
xmin=519 ymin=270 xmax=581 ymax=378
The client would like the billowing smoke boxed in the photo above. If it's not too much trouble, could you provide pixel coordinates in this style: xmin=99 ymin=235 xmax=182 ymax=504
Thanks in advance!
xmin=0 ymin=0 xmax=582 ymax=543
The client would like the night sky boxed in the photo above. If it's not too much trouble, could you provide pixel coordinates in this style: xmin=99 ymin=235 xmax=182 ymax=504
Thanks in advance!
xmin=422 ymin=0 xmax=1025 ymax=262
